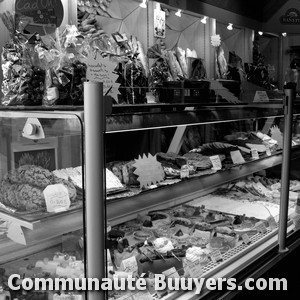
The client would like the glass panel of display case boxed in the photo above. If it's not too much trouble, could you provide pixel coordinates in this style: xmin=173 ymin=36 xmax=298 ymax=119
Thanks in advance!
xmin=0 ymin=110 xmax=85 ymax=300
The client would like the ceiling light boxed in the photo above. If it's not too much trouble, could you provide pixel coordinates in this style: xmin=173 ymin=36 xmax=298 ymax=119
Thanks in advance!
xmin=201 ymin=16 xmax=207 ymax=24
xmin=258 ymin=31 xmax=263 ymax=35
xmin=175 ymin=9 xmax=182 ymax=17
xmin=282 ymin=32 xmax=287 ymax=37
xmin=139 ymin=0 xmax=147 ymax=8
xmin=227 ymin=23 xmax=233 ymax=30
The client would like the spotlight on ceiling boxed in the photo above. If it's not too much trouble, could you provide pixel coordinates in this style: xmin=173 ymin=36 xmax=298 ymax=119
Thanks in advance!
xmin=258 ymin=31 xmax=263 ymax=35
xmin=175 ymin=9 xmax=182 ymax=17
xmin=201 ymin=16 xmax=207 ymax=24
xmin=139 ymin=0 xmax=147 ymax=8
xmin=227 ymin=23 xmax=233 ymax=30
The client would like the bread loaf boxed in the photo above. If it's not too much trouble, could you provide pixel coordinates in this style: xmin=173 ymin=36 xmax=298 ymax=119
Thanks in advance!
xmin=0 ymin=165 xmax=77 ymax=212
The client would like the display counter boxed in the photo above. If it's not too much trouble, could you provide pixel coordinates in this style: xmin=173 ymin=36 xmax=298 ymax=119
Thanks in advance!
xmin=0 ymin=100 xmax=300 ymax=299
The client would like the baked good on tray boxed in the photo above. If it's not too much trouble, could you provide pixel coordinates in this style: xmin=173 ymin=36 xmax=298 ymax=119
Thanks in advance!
xmin=0 ymin=165 xmax=77 ymax=212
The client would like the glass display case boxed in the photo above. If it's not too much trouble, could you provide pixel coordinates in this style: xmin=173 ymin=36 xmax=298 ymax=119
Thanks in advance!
xmin=1 ymin=97 xmax=300 ymax=300
xmin=0 ymin=109 xmax=85 ymax=299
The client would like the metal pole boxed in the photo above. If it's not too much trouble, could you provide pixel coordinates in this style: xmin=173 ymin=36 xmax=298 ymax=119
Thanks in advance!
xmin=84 ymin=82 xmax=106 ymax=299
xmin=278 ymin=89 xmax=294 ymax=253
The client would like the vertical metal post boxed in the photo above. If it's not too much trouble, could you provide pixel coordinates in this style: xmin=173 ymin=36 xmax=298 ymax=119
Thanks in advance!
xmin=84 ymin=82 xmax=106 ymax=299
xmin=278 ymin=89 xmax=294 ymax=253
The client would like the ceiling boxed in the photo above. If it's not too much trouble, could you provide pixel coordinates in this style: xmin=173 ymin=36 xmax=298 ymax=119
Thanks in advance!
xmin=197 ymin=0 xmax=290 ymax=22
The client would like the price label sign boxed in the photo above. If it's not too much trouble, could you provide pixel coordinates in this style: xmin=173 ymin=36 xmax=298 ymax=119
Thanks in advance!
xmin=132 ymin=290 xmax=153 ymax=300
xmin=186 ymin=261 xmax=203 ymax=278
xmin=253 ymin=91 xmax=269 ymax=102
xmin=267 ymin=216 xmax=278 ymax=229
xmin=241 ymin=233 xmax=251 ymax=245
xmin=265 ymin=145 xmax=272 ymax=156
xmin=292 ymin=214 xmax=300 ymax=231
xmin=121 ymin=256 xmax=138 ymax=273
xmin=210 ymin=249 xmax=223 ymax=263
xmin=162 ymin=267 xmax=180 ymax=279
xmin=255 ymin=221 xmax=267 ymax=234
xmin=251 ymin=149 xmax=259 ymax=160
xmin=230 ymin=150 xmax=245 ymax=165
xmin=44 ymin=184 xmax=70 ymax=212
xmin=210 ymin=155 xmax=222 ymax=170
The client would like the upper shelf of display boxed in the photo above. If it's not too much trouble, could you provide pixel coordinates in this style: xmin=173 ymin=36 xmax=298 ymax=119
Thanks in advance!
xmin=2 ymin=101 xmax=300 ymax=133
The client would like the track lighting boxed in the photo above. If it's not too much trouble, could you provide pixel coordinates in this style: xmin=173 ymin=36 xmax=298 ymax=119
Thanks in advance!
xmin=201 ymin=16 xmax=207 ymax=24
xmin=282 ymin=32 xmax=287 ymax=37
xmin=227 ymin=23 xmax=233 ymax=30
xmin=139 ymin=0 xmax=147 ymax=8
xmin=258 ymin=31 xmax=263 ymax=35
xmin=175 ymin=9 xmax=182 ymax=17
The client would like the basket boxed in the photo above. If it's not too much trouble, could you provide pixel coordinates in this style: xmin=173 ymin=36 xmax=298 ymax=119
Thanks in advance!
xmin=159 ymin=80 xmax=211 ymax=103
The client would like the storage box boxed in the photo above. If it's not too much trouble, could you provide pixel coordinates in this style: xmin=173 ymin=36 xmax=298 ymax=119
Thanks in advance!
xmin=159 ymin=80 xmax=211 ymax=103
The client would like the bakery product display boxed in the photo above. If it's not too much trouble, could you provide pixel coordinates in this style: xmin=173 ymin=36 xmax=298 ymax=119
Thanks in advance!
xmin=0 ymin=165 xmax=78 ymax=212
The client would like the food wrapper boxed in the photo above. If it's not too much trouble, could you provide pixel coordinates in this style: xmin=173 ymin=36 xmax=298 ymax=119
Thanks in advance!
xmin=117 ymin=54 xmax=147 ymax=104
xmin=1 ymin=12 xmax=25 ymax=105
xmin=41 ymin=27 xmax=87 ymax=106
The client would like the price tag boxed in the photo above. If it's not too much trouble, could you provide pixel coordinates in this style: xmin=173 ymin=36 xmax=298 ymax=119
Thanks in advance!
xmin=162 ymin=267 xmax=180 ymax=279
xmin=292 ymin=214 xmax=300 ymax=231
xmin=251 ymin=148 xmax=259 ymax=160
xmin=241 ymin=233 xmax=251 ymax=245
xmin=121 ymin=256 xmax=138 ymax=273
xmin=209 ymin=155 xmax=222 ymax=170
xmin=230 ymin=150 xmax=245 ymax=165
xmin=180 ymin=164 xmax=190 ymax=179
xmin=265 ymin=145 xmax=272 ymax=156
xmin=255 ymin=221 xmax=267 ymax=234
xmin=289 ymin=191 xmax=298 ymax=201
xmin=132 ymin=290 xmax=153 ymax=300
xmin=43 ymin=184 xmax=70 ymax=212
xmin=53 ymin=295 xmax=83 ymax=300
xmin=186 ymin=262 xmax=203 ymax=278
xmin=253 ymin=91 xmax=269 ymax=102
xmin=266 ymin=216 xmax=277 ymax=229
xmin=209 ymin=249 xmax=223 ymax=263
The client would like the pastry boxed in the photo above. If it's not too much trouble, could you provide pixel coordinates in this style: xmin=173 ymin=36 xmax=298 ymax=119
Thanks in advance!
xmin=133 ymin=230 xmax=153 ymax=241
xmin=185 ymin=246 xmax=209 ymax=264
xmin=153 ymin=237 xmax=174 ymax=254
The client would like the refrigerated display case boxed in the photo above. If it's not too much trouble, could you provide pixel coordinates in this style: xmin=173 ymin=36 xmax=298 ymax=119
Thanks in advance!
xmin=0 ymin=94 xmax=300 ymax=299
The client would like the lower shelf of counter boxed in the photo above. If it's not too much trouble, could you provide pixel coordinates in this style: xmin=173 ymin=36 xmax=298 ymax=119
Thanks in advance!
xmin=0 ymin=208 xmax=83 ymax=262
xmin=163 ymin=222 xmax=298 ymax=300
xmin=0 ymin=236 xmax=62 ymax=265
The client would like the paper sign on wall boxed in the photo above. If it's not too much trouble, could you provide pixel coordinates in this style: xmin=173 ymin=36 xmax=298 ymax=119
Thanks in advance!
xmin=44 ymin=184 xmax=71 ymax=212
xmin=85 ymin=52 xmax=119 ymax=100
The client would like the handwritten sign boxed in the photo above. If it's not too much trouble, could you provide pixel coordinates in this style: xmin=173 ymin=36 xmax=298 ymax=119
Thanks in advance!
xmin=230 ymin=150 xmax=245 ymax=165
xmin=120 ymin=256 xmax=138 ymax=274
xmin=85 ymin=52 xmax=119 ymax=100
xmin=255 ymin=221 xmax=267 ymax=234
xmin=162 ymin=267 xmax=180 ymax=279
xmin=186 ymin=261 xmax=203 ymax=278
xmin=209 ymin=249 xmax=223 ymax=263
xmin=43 ymin=184 xmax=71 ymax=212
xmin=15 ymin=0 xmax=64 ymax=35
xmin=132 ymin=291 xmax=153 ymax=300
xmin=133 ymin=154 xmax=165 ymax=189
xmin=241 ymin=233 xmax=251 ymax=245
xmin=210 ymin=155 xmax=222 ymax=170
xmin=253 ymin=91 xmax=269 ymax=102
xmin=251 ymin=148 xmax=259 ymax=160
